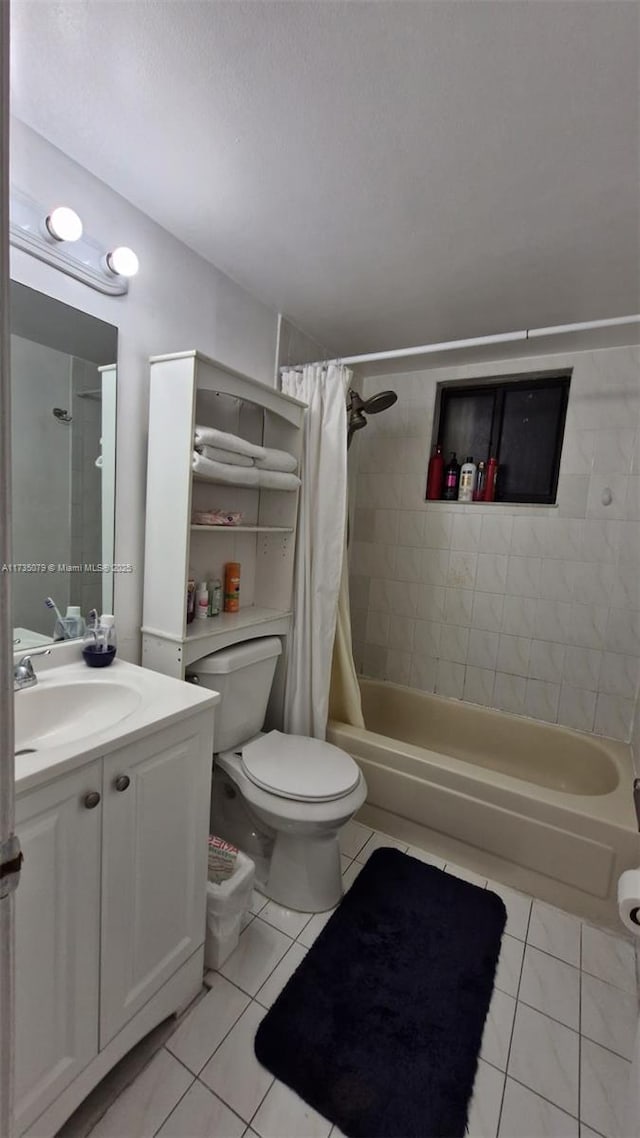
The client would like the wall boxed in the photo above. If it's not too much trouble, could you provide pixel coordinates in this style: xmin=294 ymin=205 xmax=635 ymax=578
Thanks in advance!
xmin=69 ymin=356 xmax=102 ymax=617
xmin=10 ymin=334 xmax=72 ymax=635
xmin=350 ymin=344 xmax=640 ymax=742
xmin=10 ymin=119 xmax=280 ymax=661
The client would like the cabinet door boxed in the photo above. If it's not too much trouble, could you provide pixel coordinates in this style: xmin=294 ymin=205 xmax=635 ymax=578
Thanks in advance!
xmin=14 ymin=762 xmax=102 ymax=1135
xmin=100 ymin=721 xmax=211 ymax=1046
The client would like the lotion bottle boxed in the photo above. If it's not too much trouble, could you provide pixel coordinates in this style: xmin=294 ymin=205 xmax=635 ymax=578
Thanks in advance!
xmin=458 ymin=457 xmax=477 ymax=502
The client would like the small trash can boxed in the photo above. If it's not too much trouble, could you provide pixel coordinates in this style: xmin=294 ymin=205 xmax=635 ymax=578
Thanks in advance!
xmin=205 ymin=849 xmax=255 ymax=970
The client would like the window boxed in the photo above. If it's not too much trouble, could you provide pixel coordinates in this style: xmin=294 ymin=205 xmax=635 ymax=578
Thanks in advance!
xmin=434 ymin=372 xmax=571 ymax=504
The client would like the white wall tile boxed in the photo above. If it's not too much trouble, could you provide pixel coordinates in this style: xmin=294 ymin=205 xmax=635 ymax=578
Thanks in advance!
xmin=444 ymin=587 xmax=474 ymax=627
xmin=365 ymin=610 xmax=389 ymax=647
xmin=593 ymin=693 xmax=634 ymax=740
xmin=447 ymin=550 xmax=477 ymax=588
xmin=417 ymin=583 xmax=446 ymax=622
xmin=396 ymin=510 xmax=424 ymax=547
xmin=538 ymin=559 xmax=574 ymax=602
xmin=502 ymin=596 xmax=536 ymax=638
xmin=567 ymin=603 xmax=608 ymax=650
xmin=497 ymin=635 xmax=531 ymax=677
xmin=423 ymin=511 xmax=452 ymax=548
xmin=410 ymin=653 xmax=437 ymax=692
xmin=413 ymin=619 xmax=441 ymax=657
xmin=468 ymin=629 xmax=499 ymax=669
xmin=593 ymin=428 xmax=636 ymax=474
xmin=525 ymin=679 xmax=560 ymax=723
xmin=463 ymin=665 xmax=496 ymax=706
xmin=557 ymin=685 xmax=596 ymax=733
xmin=606 ymin=607 xmax=640 ymax=656
xmin=529 ymin=640 xmax=565 ymax=683
xmin=494 ymin=672 xmax=527 ymax=715
xmin=535 ymin=600 xmax=573 ymax=644
xmin=374 ymin=508 xmax=400 ymax=545
xmin=472 ymin=591 xmax=505 ymax=632
xmin=386 ymin=649 xmax=412 ymax=686
xmin=599 ymin=651 xmax=640 ymax=699
xmin=476 ymin=553 xmax=509 ymax=594
xmin=421 ymin=547 xmax=450 ymax=585
xmin=556 ymin=474 xmax=589 ymax=518
xmin=451 ymin=512 xmax=482 ymax=551
xmin=562 ymin=647 xmax=602 ymax=691
xmin=387 ymin=616 xmax=416 ymax=652
xmin=435 ymin=659 xmax=465 ymax=699
xmin=480 ymin=514 xmax=513 ymax=554
xmin=586 ymin=473 xmax=629 ymax=521
xmin=395 ymin=545 xmax=423 ymax=582
xmin=439 ymin=623 xmax=470 ymax=664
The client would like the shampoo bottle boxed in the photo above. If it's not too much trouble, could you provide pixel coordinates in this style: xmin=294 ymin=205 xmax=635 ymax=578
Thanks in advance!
xmin=442 ymin=453 xmax=460 ymax=501
xmin=426 ymin=444 xmax=444 ymax=500
xmin=458 ymin=457 xmax=476 ymax=502
xmin=196 ymin=582 xmax=209 ymax=619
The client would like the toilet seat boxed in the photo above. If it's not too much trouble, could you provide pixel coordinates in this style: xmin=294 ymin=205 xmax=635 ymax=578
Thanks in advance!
xmin=240 ymin=730 xmax=360 ymax=802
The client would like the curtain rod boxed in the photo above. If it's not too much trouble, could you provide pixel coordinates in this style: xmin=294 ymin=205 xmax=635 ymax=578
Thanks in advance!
xmin=280 ymin=314 xmax=640 ymax=371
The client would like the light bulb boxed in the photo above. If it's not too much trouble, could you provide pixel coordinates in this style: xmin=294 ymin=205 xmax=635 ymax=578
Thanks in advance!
xmin=106 ymin=246 xmax=139 ymax=277
xmin=45 ymin=206 xmax=83 ymax=242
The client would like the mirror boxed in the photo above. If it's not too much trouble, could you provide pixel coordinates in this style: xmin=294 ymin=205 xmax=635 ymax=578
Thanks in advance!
xmin=9 ymin=282 xmax=117 ymax=650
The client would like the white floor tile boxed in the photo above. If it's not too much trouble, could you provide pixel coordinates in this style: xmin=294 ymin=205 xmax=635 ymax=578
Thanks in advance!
xmin=340 ymin=854 xmax=351 ymax=874
xmin=498 ymin=1078 xmax=578 ymax=1137
xmin=581 ymin=972 xmax=638 ymax=1059
xmin=297 ymin=908 xmax=334 ymax=949
xmin=467 ymin=1058 xmax=504 ymax=1138
xmin=256 ymin=942 xmax=308 ymax=1009
xmin=480 ymin=989 xmax=516 ymax=1071
xmin=341 ymin=860 xmax=364 ymax=893
xmin=248 ymin=890 xmax=268 ymax=916
xmin=580 ymin=1038 xmax=632 ymax=1138
xmin=219 ymin=919 xmax=293 ymax=997
xmin=494 ymin=934 xmax=525 ymax=998
xmin=258 ymin=899 xmax=313 ymax=939
xmin=241 ymin=912 xmax=255 ymax=933
xmin=527 ymin=901 xmax=581 ymax=967
xmin=581 ymin=924 xmax=637 ymax=993
xmin=252 ymin=1079 xmax=332 ymax=1138
xmin=89 ymin=1049 xmax=193 ymax=1138
xmin=508 ymin=1003 xmax=579 ymax=1117
xmin=354 ymin=831 xmax=408 ymax=864
xmin=518 ymin=945 xmax=580 ymax=1029
xmin=406 ymin=845 xmax=446 ymax=870
xmin=338 ymin=819 xmax=373 ymax=859
xmin=579 ymin=1126 xmax=603 ymax=1138
xmin=485 ymin=881 xmax=532 ymax=941
xmin=156 ymin=1079 xmax=245 ymax=1137
xmin=166 ymin=974 xmax=250 ymax=1075
xmin=444 ymin=862 xmax=487 ymax=887
xmin=200 ymin=1003 xmax=273 ymax=1123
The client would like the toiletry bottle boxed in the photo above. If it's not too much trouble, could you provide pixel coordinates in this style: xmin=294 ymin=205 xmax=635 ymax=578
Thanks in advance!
xmin=196 ymin=582 xmax=209 ymax=619
xmin=224 ymin=562 xmax=241 ymax=613
xmin=442 ymin=452 xmax=460 ymax=501
xmin=485 ymin=457 xmax=499 ymax=502
xmin=426 ymin=444 xmax=444 ymax=500
xmin=186 ymin=570 xmax=196 ymax=624
xmin=473 ymin=461 xmax=487 ymax=501
xmin=208 ymin=578 xmax=222 ymax=617
xmin=458 ymin=456 xmax=476 ymax=503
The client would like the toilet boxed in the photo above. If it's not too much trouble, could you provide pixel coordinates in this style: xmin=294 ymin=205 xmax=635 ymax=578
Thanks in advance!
xmin=187 ymin=636 xmax=367 ymax=912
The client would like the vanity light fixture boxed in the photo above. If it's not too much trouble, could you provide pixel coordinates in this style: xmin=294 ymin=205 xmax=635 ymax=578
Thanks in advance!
xmin=10 ymin=187 xmax=137 ymax=296
xmin=105 ymin=246 xmax=139 ymax=278
xmin=44 ymin=206 xmax=83 ymax=243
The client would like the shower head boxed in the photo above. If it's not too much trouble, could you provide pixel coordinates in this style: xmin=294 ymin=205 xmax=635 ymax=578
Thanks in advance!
xmin=346 ymin=386 xmax=397 ymax=449
xmin=362 ymin=390 xmax=398 ymax=414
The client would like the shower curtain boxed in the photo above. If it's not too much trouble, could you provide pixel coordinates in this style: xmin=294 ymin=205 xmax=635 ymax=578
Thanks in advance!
xmin=281 ymin=363 xmax=363 ymax=738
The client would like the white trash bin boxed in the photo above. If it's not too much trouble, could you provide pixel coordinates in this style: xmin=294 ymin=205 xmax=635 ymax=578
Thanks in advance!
xmin=205 ymin=849 xmax=255 ymax=970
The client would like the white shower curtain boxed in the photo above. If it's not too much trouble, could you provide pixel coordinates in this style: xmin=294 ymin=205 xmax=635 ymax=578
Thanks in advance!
xmin=281 ymin=363 xmax=351 ymax=739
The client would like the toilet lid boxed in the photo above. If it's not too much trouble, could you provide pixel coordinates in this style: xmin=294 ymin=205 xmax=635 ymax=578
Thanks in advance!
xmin=241 ymin=730 xmax=361 ymax=802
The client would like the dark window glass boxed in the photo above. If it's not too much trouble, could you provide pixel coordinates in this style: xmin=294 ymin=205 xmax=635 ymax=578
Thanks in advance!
xmin=434 ymin=374 xmax=570 ymax=504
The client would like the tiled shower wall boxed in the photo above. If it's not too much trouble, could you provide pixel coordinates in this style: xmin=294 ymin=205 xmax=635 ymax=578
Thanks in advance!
xmin=349 ymin=345 xmax=640 ymax=742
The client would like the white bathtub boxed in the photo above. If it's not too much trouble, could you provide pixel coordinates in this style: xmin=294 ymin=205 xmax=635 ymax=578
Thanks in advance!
xmin=328 ymin=680 xmax=640 ymax=926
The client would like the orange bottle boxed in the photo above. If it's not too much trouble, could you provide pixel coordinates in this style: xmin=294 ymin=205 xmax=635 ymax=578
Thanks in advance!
xmin=224 ymin=562 xmax=241 ymax=613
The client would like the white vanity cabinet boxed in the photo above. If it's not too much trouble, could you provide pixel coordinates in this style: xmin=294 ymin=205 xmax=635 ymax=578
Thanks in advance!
xmin=14 ymin=707 xmax=214 ymax=1138
xmin=15 ymin=762 xmax=102 ymax=1135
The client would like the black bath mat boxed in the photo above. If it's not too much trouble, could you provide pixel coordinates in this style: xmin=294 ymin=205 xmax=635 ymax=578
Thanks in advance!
xmin=254 ymin=847 xmax=506 ymax=1138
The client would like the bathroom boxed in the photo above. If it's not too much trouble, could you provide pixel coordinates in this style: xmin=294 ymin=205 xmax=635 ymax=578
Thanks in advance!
xmin=1 ymin=3 xmax=639 ymax=1138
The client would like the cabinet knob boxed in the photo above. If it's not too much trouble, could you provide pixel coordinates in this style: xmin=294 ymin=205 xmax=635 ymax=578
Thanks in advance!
xmin=84 ymin=791 xmax=101 ymax=809
xmin=114 ymin=775 xmax=130 ymax=792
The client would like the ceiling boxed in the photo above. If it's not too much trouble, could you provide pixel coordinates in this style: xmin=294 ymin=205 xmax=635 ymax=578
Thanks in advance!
xmin=10 ymin=0 xmax=640 ymax=357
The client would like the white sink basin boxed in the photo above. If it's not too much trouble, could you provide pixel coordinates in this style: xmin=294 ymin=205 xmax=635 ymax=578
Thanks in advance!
xmin=15 ymin=680 xmax=142 ymax=751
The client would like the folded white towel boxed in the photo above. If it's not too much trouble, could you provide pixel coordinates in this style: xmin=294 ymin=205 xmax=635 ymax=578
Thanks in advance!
xmin=194 ymin=425 xmax=265 ymax=461
xmin=192 ymin=452 xmax=300 ymax=491
xmin=254 ymin=447 xmax=298 ymax=474
xmin=192 ymin=452 xmax=259 ymax=486
xmin=199 ymin=444 xmax=254 ymax=468
xmin=255 ymin=468 xmax=300 ymax=491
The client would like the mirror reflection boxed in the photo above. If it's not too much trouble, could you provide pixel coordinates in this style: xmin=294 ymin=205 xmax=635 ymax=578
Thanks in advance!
xmin=9 ymin=283 xmax=117 ymax=650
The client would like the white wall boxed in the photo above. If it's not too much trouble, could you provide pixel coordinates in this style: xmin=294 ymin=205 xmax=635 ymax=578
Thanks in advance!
xmin=350 ymin=344 xmax=640 ymax=742
xmin=10 ymin=118 xmax=280 ymax=660
xmin=10 ymin=334 xmax=72 ymax=636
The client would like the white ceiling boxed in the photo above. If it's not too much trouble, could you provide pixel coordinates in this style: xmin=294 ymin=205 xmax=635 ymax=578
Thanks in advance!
xmin=10 ymin=0 xmax=640 ymax=357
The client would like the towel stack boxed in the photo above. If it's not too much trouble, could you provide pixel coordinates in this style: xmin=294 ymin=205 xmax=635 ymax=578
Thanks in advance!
xmin=193 ymin=426 xmax=300 ymax=490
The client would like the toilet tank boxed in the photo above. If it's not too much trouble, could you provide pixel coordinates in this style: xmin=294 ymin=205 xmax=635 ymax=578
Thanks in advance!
xmin=187 ymin=637 xmax=282 ymax=752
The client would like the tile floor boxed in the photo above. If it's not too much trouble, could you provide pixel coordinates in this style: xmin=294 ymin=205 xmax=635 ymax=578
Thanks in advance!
xmin=77 ymin=822 xmax=638 ymax=1138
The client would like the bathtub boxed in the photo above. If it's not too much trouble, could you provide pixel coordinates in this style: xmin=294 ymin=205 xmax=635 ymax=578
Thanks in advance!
xmin=328 ymin=680 xmax=640 ymax=927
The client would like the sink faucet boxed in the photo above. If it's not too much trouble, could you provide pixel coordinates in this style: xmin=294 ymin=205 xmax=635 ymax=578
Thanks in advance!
xmin=14 ymin=649 xmax=51 ymax=692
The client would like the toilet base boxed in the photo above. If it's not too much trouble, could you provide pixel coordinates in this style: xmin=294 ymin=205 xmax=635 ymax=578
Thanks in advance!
xmin=265 ymin=829 xmax=343 ymax=912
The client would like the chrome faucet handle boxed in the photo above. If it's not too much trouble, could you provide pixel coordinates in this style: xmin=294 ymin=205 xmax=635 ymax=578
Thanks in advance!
xmin=14 ymin=649 xmax=51 ymax=691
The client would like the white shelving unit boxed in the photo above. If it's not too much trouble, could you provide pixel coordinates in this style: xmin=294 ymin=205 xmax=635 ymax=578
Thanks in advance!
xmin=141 ymin=350 xmax=305 ymax=683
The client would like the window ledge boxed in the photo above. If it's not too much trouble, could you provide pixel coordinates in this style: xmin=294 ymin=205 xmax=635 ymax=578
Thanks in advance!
xmin=423 ymin=500 xmax=559 ymax=515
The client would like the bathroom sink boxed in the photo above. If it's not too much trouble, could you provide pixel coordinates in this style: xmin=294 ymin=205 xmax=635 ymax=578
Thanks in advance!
xmin=14 ymin=680 xmax=142 ymax=751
